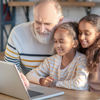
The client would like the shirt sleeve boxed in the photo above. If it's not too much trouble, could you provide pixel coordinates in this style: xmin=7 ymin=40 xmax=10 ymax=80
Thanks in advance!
xmin=26 ymin=58 xmax=50 ymax=84
xmin=4 ymin=28 xmax=20 ymax=70
xmin=56 ymin=57 xmax=89 ymax=91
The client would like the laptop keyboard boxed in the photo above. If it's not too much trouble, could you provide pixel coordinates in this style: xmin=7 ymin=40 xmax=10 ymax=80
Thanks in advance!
xmin=28 ymin=90 xmax=44 ymax=97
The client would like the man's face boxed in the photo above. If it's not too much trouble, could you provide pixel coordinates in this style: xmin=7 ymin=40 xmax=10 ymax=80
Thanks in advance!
xmin=33 ymin=2 xmax=62 ymax=44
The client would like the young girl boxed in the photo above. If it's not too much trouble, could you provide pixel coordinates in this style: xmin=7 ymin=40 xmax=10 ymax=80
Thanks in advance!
xmin=78 ymin=14 xmax=100 ymax=93
xmin=26 ymin=22 xmax=89 ymax=91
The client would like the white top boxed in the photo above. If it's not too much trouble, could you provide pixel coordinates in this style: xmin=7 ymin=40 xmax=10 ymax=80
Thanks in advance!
xmin=26 ymin=52 xmax=89 ymax=91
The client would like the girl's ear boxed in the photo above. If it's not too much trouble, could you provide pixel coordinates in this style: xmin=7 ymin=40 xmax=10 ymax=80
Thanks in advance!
xmin=73 ymin=40 xmax=79 ymax=48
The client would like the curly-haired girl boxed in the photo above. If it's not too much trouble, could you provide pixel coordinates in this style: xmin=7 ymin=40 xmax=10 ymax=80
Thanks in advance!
xmin=78 ymin=14 xmax=100 ymax=93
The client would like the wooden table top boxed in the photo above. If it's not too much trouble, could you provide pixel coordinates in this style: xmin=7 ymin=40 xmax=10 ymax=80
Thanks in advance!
xmin=0 ymin=85 xmax=100 ymax=100
xmin=0 ymin=52 xmax=4 ymax=60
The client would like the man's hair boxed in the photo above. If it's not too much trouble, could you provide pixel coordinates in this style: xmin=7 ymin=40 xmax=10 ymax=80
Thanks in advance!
xmin=33 ymin=0 xmax=63 ymax=19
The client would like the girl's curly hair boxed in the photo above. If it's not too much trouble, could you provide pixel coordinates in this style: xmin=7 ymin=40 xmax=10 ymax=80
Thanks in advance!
xmin=78 ymin=14 xmax=100 ymax=72
xmin=86 ymin=34 xmax=100 ymax=72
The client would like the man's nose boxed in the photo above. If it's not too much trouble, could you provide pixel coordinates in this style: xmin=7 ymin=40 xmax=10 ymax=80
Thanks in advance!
xmin=40 ymin=24 xmax=45 ymax=33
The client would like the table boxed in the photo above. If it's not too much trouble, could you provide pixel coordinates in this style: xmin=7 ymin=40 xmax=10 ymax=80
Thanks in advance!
xmin=0 ymin=85 xmax=100 ymax=100
xmin=0 ymin=52 xmax=5 ymax=60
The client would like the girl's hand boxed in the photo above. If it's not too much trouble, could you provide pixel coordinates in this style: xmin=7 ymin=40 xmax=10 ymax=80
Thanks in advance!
xmin=20 ymin=73 xmax=29 ymax=88
xmin=39 ymin=76 xmax=55 ymax=87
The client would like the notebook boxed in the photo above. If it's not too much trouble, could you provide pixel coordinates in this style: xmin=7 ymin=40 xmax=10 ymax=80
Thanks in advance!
xmin=0 ymin=61 xmax=64 ymax=100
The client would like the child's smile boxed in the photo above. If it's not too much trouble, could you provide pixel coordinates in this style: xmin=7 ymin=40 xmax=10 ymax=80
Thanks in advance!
xmin=78 ymin=21 xmax=98 ymax=48
xmin=56 ymin=48 xmax=63 ymax=54
xmin=54 ymin=28 xmax=75 ymax=56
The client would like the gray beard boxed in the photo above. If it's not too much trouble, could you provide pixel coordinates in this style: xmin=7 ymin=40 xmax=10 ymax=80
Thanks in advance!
xmin=34 ymin=28 xmax=53 ymax=44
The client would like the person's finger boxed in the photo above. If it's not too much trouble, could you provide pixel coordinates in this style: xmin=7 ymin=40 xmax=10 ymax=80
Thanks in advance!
xmin=25 ymin=79 xmax=29 ymax=88
xmin=46 ymin=77 xmax=53 ymax=82
xmin=47 ymin=76 xmax=55 ymax=83
xmin=20 ymin=73 xmax=26 ymax=80
xmin=44 ymin=79 xmax=53 ymax=86
xmin=20 ymin=73 xmax=29 ymax=88
xmin=48 ymin=76 xmax=54 ymax=80
xmin=44 ymin=79 xmax=49 ymax=84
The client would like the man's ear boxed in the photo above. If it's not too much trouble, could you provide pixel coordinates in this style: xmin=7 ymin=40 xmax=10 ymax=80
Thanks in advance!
xmin=58 ymin=16 xmax=64 ymax=25
xmin=73 ymin=40 xmax=79 ymax=48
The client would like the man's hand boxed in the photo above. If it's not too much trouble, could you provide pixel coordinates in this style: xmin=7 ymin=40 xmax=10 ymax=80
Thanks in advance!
xmin=39 ymin=76 xmax=56 ymax=87
xmin=20 ymin=73 xmax=29 ymax=88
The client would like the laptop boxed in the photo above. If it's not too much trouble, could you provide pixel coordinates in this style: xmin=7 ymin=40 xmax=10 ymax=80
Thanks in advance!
xmin=0 ymin=61 xmax=64 ymax=100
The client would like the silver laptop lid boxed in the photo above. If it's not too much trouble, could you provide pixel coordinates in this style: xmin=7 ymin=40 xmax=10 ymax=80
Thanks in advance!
xmin=0 ymin=61 xmax=30 ymax=100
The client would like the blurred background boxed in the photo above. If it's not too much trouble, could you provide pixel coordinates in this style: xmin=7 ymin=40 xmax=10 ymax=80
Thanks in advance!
xmin=0 ymin=0 xmax=100 ymax=52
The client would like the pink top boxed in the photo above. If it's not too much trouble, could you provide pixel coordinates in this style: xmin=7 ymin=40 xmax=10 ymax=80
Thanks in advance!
xmin=88 ymin=63 xmax=100 ymax=93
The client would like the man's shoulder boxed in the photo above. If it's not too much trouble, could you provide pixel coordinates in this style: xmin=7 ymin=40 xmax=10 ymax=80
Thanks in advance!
xmin=13 ymin=21 xmax=33 ymax=30
xmin=10 ymin=21 xmax=34 ymax=37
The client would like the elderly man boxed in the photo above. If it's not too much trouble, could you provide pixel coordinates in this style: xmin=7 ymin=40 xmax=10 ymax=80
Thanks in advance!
xmin=4 ymin=0 xmax=63 ymax=75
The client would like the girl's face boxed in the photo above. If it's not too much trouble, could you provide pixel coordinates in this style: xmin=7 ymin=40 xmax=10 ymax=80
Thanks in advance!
xmin=78 ymin=21 xmax=99 ymax=48
xmin=54 ymin=28 xmax=76 ymax=56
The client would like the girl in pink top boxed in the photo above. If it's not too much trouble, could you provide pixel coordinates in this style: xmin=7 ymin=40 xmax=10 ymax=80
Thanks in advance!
xmin=78 ymin=14 xmax=100 ymax=93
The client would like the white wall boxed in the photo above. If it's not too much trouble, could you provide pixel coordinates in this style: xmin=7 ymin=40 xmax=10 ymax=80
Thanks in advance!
xmin=15 ymin=0 xmax=100 ymax=25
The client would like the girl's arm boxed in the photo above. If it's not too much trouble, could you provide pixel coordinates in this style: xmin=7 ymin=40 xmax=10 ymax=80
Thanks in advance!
xmin=26 ymin=58 xmax=50 ymax=84
xmin=56 ymin=59 xmax=89 ymax=91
